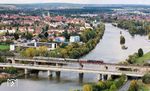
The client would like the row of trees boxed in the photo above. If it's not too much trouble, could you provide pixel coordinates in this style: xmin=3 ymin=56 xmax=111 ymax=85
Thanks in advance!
xmin=14 ymin=31 xmax=33 ymax=40
xmin=21 ymin=46 xmax=48 ymax=58
xmin=83 ymin=75 xmax=127 ymax=91
xmin=117 ymin=20 xmax=150 ymax=36
xmin=3 ymin=67 xmax=18 ymax=74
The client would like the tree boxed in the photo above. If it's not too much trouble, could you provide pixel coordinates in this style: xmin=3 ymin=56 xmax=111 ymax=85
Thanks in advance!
xmin=0 ymin=56 xmax=5 ymax=63
xmin=4 ymin=67 xmax=17 ymax=74
xmin=25 ymin=31 xmax=33 ymax=40
xmin=128 ymin=80 xmax=138 ymax=91
xmin=83 ymin=84 xmax=92 ymax=91
xmin=37 ymin=46 xmax=48 ymax=56
xmin=115 ymin=74 xmax=126 ymax=88
xmin=14 ymin=32 xmax=19 ymax=40
xmin=109 ymin=84 xmax=117 ymax=91
xmin=21 ymin=48 xmax=36 ymax=58
xmin=45 ymin=25 xmax=49 ymax=31
xmin=44 ymin=32 xmax=49 ymax=38
xmin=97 ymin=81 xmax=106 ymax=90
xmin=138 ymin=48 xmax=144 ymax=57
xmin=142 ymin=73 xmax=150 ymax=84
xmin=5 ymin=30 xmax=9 ymax=36
xmin=62 ymin=30 xmax=70 ymax=40
xmin=120 ymin=35 xmax=125 ymax=45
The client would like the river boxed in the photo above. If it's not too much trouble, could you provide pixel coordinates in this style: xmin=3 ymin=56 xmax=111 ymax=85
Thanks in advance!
xmin=0 ymin=23 xmax=150 ymax=91
xmin=82 ymin=23 xmax=150 ymax=63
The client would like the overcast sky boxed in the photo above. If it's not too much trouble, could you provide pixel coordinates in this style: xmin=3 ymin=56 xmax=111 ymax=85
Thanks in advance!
xmin=0 ymin=0 xmax=150 ymax=5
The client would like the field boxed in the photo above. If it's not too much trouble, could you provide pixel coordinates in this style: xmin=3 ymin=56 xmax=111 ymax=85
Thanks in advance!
xmin=134 ymin=52 xmax=150 ymax=64
xmin=0 ymin=45 xmax=10 ymax=50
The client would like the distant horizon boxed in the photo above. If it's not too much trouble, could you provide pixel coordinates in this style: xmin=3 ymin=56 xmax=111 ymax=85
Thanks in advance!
xmin=0 ymin=2 xmax=150 ymax=6
xmin=0 ymin=0 xmax=150 ymax=5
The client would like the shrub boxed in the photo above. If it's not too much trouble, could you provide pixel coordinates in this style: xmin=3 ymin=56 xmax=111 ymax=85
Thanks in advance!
xmin=128 ymin=80 xmax=138 ymax=91
xmin=138 ymin=48 xmax=144 ymax=57
xmin=120 ymin=35 xmax=125 ymax=45
xmin=83 ymin=84 xmax=92 ymax=91
xmin=142 ymin=73 xmax=150 ymax=84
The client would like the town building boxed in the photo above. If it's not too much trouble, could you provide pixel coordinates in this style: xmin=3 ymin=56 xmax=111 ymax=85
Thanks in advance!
xmin=69 ymin=36 xmax=80 ymax=43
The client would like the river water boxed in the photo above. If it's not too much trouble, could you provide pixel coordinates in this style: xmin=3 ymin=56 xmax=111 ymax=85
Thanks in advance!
xmin=0 ymin=23 xmax=150 ymax=91
xmin=82 ymin=23 xmax=150 ymax=63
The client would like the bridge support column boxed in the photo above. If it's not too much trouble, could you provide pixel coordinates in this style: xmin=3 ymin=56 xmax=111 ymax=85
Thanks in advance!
xmin=24 ymin=68 xmax=28 ymax=75
xmin=97 ymin=74 xmax=102 ymax=81
xmin=47 ymin=70 xmax=53 ymax=77
xmin=56 ymin=71 xmax=61 ymax=81
xmin=107 ymin=74 xmax=112 ymax=80
xmin=56 ymin=63 xmax=59 ymax=66
xmin=34 ymin=61 xmax=37 ymax=66
xmin=79 ymin=73 xmax=84 ymax=83
xmin=102 ymin=74 xmax=105 ymax=81
xmin=12 ymin=59 xmax=15 ymax=64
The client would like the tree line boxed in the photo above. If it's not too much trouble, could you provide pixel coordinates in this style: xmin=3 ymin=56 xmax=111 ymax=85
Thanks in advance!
xmin=117 ymin=20 xmax=150 ymax=37
xmin=82 ymin=74 xmax=127 ymax=91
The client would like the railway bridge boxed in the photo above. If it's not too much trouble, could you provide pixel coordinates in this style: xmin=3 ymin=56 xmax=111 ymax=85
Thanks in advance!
xmin=1 ymin=57 xmax=150 ymax=81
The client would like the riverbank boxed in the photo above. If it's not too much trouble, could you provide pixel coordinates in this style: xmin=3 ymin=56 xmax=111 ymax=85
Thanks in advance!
xmin=45 ymin=23 xmax=105 ymax=59
xmin=0 ymin=72 xmax=24 ymax=85
xmin=116 ymin=20 xmax=150 ymax=36
xmin=0 ymin=67 xmax=24 ymax=85
xmin=121 ymin=51 xmax=150 ymax=65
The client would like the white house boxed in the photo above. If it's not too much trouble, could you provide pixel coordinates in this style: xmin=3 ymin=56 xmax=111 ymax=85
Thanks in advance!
xmin=69 ymin=36 xmax=80 ymax=43
xmin=10 ymin=42 xmax=57 ymax=51
xmin=0 ymin=29 xmax=16 ymax=34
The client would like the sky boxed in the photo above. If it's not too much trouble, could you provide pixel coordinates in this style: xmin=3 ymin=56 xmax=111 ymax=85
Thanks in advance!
xmin=0 ymin=0 xmax=150 ymax=5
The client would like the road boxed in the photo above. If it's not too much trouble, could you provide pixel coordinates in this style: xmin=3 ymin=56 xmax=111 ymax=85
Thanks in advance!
xmin=119 ymin=80 xmax=131 ymax=91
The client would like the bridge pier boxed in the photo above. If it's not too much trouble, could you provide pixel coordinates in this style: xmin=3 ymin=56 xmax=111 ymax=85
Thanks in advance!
xmin=97 ymin=74 xmax=102 ymax=81
xmin=47 ymin=70 xmax=53 ymax=77
xmin=56 ymin=63 xmax=59 ymax=66
xmin=12 ymin=60 xmax=15 ymax=64
xmin=24 ymin=68 xmax=28 ymax=75
xmin=97 ymin=74 xmax=108 ymax=81
xmin=55 ymin=71 xmax=61 ymax=81
xmin=34 ymin=61 xmax=37 ymax=66
xmin=102 ymin=74 xmax=105 ymax=81
xmin=79 ymin=73 xmax=84 ymax=83
xmin=107 ymin=74 xmax=112 ymax=80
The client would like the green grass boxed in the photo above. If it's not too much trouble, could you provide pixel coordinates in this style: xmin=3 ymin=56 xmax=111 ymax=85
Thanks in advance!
xmin=0 ymin=45 xmax=10 ymax=50
xmin=138 ymin=80 xmax=150 ymax=91
xmin=134 ymin=52 xmax=150 ymax=64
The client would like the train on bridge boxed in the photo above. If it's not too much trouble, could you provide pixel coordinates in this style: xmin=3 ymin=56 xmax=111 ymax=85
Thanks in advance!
xmin=33 ymin=57 xmax=104 ymax=64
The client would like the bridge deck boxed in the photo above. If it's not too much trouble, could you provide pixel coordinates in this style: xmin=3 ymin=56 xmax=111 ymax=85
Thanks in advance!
xmin=0 ymin=63 xmax=144 ymax=77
